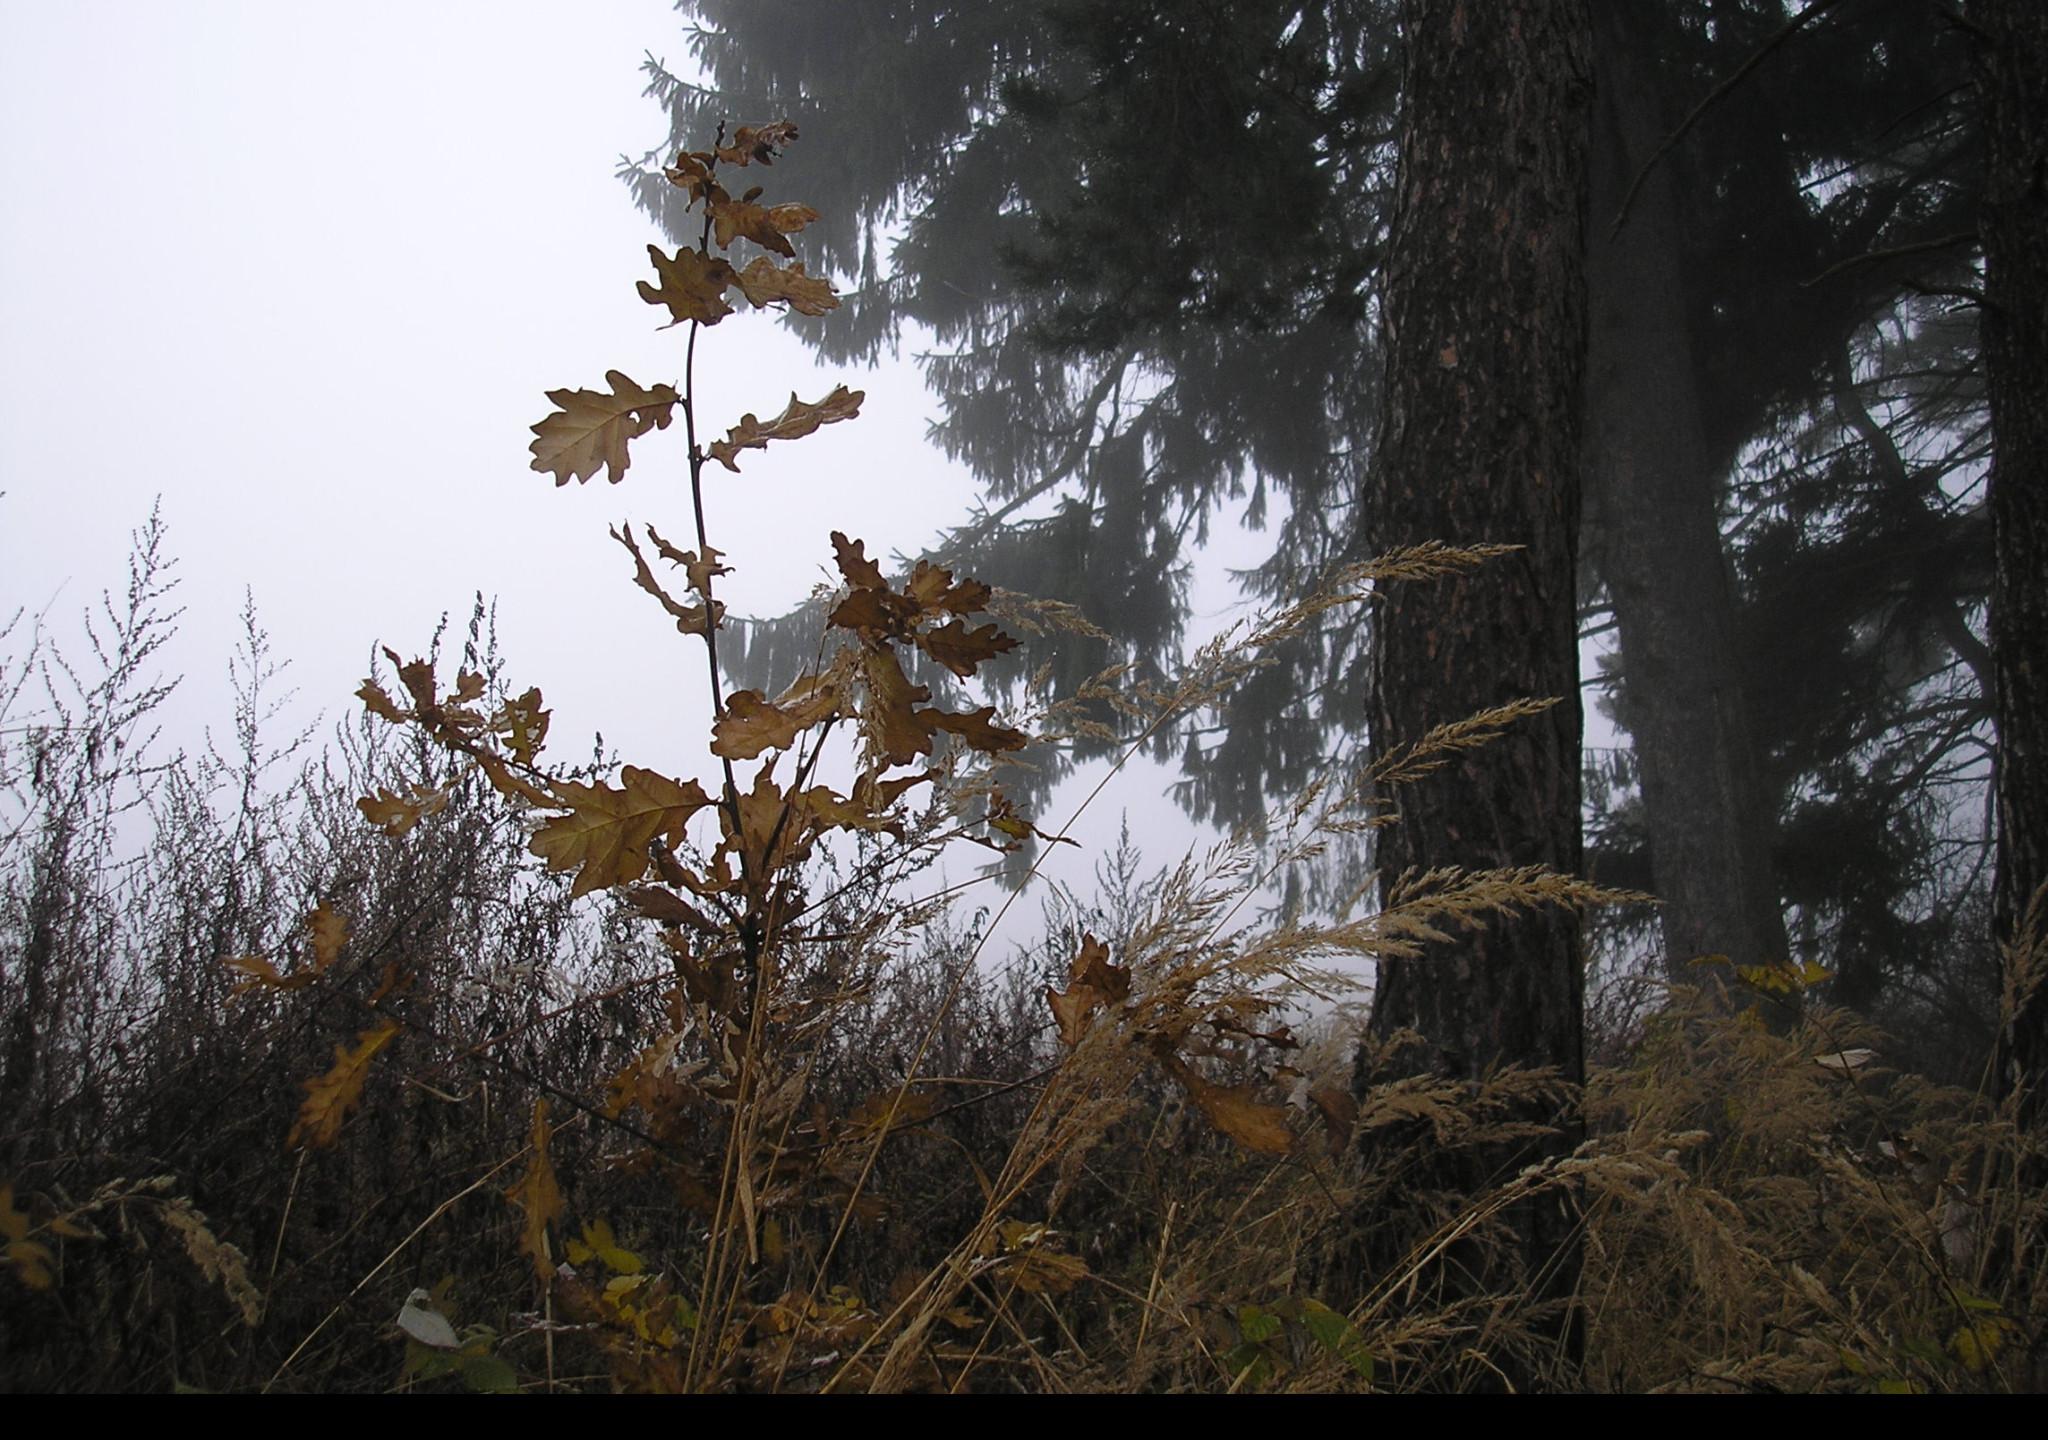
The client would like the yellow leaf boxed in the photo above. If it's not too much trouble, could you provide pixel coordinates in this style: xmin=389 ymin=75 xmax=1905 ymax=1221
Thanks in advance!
xmin=6 ymin=1239 xmax=54 ymax=1290
xmin=307 ymin=901 xmax=347 ymax=973
xmin=223 ymin=954 xmax=295 ymax=996
xmin=529 ymin=370 xmax=680 ymax=486
xmin=637 ymin=244 xmax=736 ymax=326
xmin=1 ymin=1186 xmax=30 ymax=1245
xmin=505 ymin=1101 xmax=564 ymax=1280
xmin=706 ymin=385 xmax=863 ymax=472
xmin=732 ymin=257 xmax=838 ymax=315
xmin=530 ymin=766 xmax=713 ymax=898
xmin=289 ymin=1021 xmax=401 ymax=1150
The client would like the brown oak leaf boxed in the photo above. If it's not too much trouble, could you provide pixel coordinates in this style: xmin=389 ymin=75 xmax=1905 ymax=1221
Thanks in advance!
xmin=530 ymin=766 xmax=713 ymax=898
xmin=711 ymin=690 xmax=805 ymax=760
xmin=505 ymin=1101 xmax=564 ymax=1279
xmin=614 ymin=524 xmax=721 ymax=636
xmin=709 ymin=198 xmax=819 ymax=255
xmin=706 ymin=386 xmax=863 ymax=471
xmin=906 ymin=561 xmax=994 ymax=616
xmin=732 ymin=257 xmax=838 ymax=315
xmin=1157 ymin=1054 xmax=1294 ymax=1156
xmin=662 ymin=151 xmax=717 ymax=202
xmin=918 ymin=618 xmax=1019 ymax=678
xmin=715 ymin=121 xmax=799 ymax=166
xmin=638 ymin=244 xmax=737 ymax=326
xmin=830 ymin=531 xmax=889 ymax=590
xmin=357 ymin=785 xmax=449 ymax=836
xmin=529 ymin=370 xmax=680 ymax=485
xmin=828 ymin=586 xmax=918 ymax=640
xmin=642 ymin=525 xmax=730 ymax=596
xmin=492 ymin=686 xmax=550 ymax=765
xmin=923 ymin=705 xmax=1028 ymax=755
xmin=860 ymin=647 xmax=935 ymax=766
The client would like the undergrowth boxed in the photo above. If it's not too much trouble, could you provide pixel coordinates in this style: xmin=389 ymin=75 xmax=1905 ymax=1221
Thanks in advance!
xmin=3 ymin=123 xmax=2041 ymax=1393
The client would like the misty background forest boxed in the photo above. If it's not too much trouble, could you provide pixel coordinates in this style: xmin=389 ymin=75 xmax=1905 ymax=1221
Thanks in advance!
xmin=2 ymin=0 xmax=2044 ymax=1393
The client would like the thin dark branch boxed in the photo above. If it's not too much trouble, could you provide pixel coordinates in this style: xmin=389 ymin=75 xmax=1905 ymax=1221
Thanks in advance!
xmin=1610 ymin=0 xmax=1851 ymax=238
xmin=1802 ymin=232 xmax=1980 ymax=289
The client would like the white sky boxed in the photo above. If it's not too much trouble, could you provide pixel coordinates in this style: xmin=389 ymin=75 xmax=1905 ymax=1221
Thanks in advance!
xmin=0 ymin=1 xmax=1218 ymax=922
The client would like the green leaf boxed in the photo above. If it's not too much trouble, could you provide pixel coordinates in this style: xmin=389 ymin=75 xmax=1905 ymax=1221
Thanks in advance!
xmin=1237 ymin=1302 xmax=1281 ymax=1344
xmin=458 ymin=1350 xmax=519 ymax=1394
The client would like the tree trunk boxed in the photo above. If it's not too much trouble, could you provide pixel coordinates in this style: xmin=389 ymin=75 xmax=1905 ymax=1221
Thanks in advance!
xmin=1365 ymin=0 xmax=1590 ymax=1097
xmin=1975 ymin=1 xmax=2048 ymax=1120
xmin=1582 ymin=0 xmax=1791 ymax=992
xmin=1355 ymin=0 xmax=1591 ymax=1383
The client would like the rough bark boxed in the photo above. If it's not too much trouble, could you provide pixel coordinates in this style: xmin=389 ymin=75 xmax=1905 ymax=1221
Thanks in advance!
xmin=1353 ymin=0 xmax=1591 ymax=1382
xmin=1974 ymin=1 xmax=2048 ymax=1119
xmin=1364 ymin=0 xmax=1590 ymax=1092
xmin=1582 ymin=0 xmax=1791 ymax=988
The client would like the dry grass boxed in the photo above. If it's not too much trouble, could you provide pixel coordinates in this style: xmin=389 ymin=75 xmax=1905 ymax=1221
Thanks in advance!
xmin=4 ymin=525 xmax=2039 ymax=1394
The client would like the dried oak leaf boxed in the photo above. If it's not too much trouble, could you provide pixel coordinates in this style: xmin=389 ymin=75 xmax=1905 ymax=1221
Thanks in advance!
xmin=614 ymin=524 xmax=722 ymax=637
xmin=719 ymin=766 xmax=817 ymax=884
xmin=393 ymin=652 xmax=438 ymax=714
xmin=638 ymin=244 xmax=737 ymax=326
xmin=860 ymin=647 xmax=935 ymax=766
xmin=222 ymin=954 xmax=297 ymax=996
xmin=530 ymin=370 xmax=680 ymax=485
xmin=918 ymin=619 xmax=1019 ymax=679
xmin=1158 ymin=1054 xmax=1293 ymax=1156
xmin=715 ymin=121 xmax=799 ymax=166
xmin=290 ymin=1020 xmax=401 ymax=1150
xmin=924 ymin=705 xmax=1027 ymax=755
xmin=707 ymin=385 xmax=863 ymax=471
xmin=505 ymin=1101 xmax=564 ymax=1279
xmin=492 ymin=686 xmax=551 ymax=765
xmin=623 ymin=885 xmax=721 ymax=933
xmin=662 ymin=151 xmax=717 ymax=202
xmin=732 ymin=257 xmax=838 ymax=315
xmin=224 ymin=901 xmax=348 ymax=997
xmin=357 ymin=679 xmax=408 ymax=724
xmin=711 ymin=690 xmax=806 ymax=760
xmin=477 ymin=752 xmax=555 ymax=808
xmin=1045 ymin=934 xmax=1130 ymax=1046
xmin=357 ymin=785 xmax=450 ymax=836
xmin=831 ymin=531 xmax=889 ymax=590
xmin=307 ymin=901 xmax=348 ymax=971
xmin=530 ymin=766 xmax=714 ymax=898
xmin=709 ymin=198 xmax=819 ymax=256
xmin=985 ymin=790 xmax=1075 ymax=850
xmin=906 ymin=561 xmax=994 ymax=616
xmin=829 ymin=586 xmax=918 ymax=640
xmin=642 ymin=524 xmax=730 ymax=596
